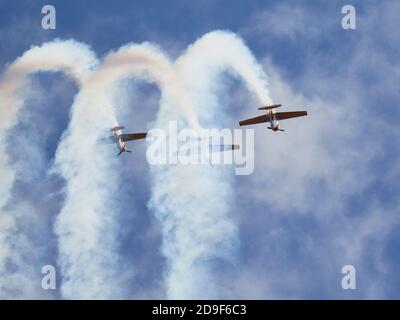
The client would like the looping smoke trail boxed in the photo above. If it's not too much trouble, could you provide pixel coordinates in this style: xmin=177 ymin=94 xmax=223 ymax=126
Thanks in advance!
xmin=149 ymin=30 xmax=271 ymax=299
xmin=1 ymin=30 xmax=270 ymax=299
xmin=0 ymin=40 xmax=97 ymax=298
xmin=53 ymin=42 xmax=190 ymax=299
xmin=176 ymin=30 xmax=271 ymax=106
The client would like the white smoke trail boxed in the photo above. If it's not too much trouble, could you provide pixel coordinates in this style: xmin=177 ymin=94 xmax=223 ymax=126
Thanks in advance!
xmin=53 ymin=42 xmax=195 ymax=298
xmin=176 ymin=31 xmax=271 ymax=106
xmin=0 ymin=31 xmax=271 ymax=299
xmin=0 ymin=40 xmax=97 ymax=298
xmin=149 ymin=31 xmax=272 ymax=299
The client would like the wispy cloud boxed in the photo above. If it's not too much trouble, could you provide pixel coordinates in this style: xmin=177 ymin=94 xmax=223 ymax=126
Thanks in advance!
xmin=227 ymin=1 xmax=400 ymax=298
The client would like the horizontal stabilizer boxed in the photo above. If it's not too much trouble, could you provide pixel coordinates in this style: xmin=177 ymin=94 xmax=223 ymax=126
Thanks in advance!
xmin=111 ymin=126 xmax=125 ymax=131
xmin=258 ymin=104 xmax=282 ymax=110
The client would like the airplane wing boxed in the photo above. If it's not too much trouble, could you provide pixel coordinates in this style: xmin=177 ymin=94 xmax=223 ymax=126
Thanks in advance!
xmin=274 ymin=111 xmax=307 ymax=121
xmin=120 ymin=133 xmax=147 ymax=142
xmin=239 ymin=114 xmax=270 ymax=126
xmin=209 ymin=144 xmax=240 ymax=152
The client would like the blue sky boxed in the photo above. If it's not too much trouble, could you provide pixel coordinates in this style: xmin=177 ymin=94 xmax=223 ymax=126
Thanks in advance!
xmin=0 ymin=0 xmax=399 ymax=299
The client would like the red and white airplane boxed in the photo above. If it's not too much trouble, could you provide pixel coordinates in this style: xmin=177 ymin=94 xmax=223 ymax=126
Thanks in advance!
xmin=108 ymin=126 xmax=147 ymax=156
xmin=239 ymin=104 xmax=307 ymax=131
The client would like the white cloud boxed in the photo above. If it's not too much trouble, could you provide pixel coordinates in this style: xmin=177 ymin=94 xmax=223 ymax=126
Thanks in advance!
xmin=226 ymin=1 xmax=400 ymax=298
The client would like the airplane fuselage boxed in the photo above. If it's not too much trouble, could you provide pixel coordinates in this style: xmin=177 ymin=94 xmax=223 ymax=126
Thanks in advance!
xmin=118 ymin=139 xmax=127 ymax=153
xmin=112 ymin=129 xmax=127 ymax=153
xmin=268 ymin=109 xmax=280 ymax=131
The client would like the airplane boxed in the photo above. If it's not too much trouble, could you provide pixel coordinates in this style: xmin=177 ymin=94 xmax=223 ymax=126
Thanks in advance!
xmin=211 ymin=144 xmax=240 ymax=152
xmin=108 ymin=126 xmax=147 ymax=156
xmin=239 ymin=104 xmax=307 ymax=131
